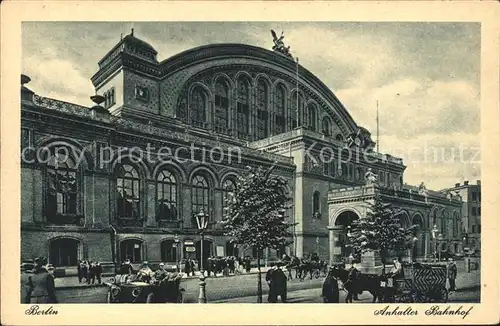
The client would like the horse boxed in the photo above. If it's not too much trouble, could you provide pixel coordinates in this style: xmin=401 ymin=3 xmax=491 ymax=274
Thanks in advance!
xmin=285 ymin=255 xmax=301 ymax=280
xmin=330 ymin=265 xmax=383 ymax=303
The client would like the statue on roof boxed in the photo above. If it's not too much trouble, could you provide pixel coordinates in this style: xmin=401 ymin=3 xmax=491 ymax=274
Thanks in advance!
xmin=418 ymin=181 xmax=429 ymax=202
xmin=364 ymin=168 xmax=378 ymax=186
xmin=271 ymin=30 xmax=293 ymax=58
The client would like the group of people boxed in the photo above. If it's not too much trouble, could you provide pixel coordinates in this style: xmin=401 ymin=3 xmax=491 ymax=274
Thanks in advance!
xmin=77 ymin=260 xmax=103 ymax=284
xmin=206 ymin=256 xmax=250 ymax=277
xmin=116 ymin=259 xmax=181 ymax=284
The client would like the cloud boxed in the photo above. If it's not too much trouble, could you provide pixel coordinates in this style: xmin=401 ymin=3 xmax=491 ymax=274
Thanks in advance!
xmin=23 ymin=53 xmax=94 ymax=106
xmin=21 ymin=22 xmax=481 ymax=190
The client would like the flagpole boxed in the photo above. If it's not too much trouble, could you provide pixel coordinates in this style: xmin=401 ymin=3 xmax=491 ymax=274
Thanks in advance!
xmin=296 ymin=57 xmax=299 ymax=128
xmin=376 ymin=100 xmax=379 ymax=153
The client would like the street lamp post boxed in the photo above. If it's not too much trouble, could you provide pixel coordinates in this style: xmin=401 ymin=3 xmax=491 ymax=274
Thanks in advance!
xmin=431 ymin=224 xmax=439 ymax=262
xmin=410 ymin=237 xmax=418 ymax=292
xmin=316 ymin=236 xmax=320 ymax=258
xmin=437 ymin=233 xmax=443 ymax=263
xmin=174 ymin=234 xmax=180 ymax=273
xmin=195 ymin=209 xmax=209 ymax=303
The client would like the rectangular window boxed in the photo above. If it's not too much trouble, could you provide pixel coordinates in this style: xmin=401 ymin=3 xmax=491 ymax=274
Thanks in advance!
xmin=471 ymin=207 xmax=477 ymax=216
xmin=472 ymin=192 xmax=477 ymax=201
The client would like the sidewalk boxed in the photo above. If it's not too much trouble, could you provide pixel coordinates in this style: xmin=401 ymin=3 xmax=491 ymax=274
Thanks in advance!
xmin=54 ymin=267 xmax=271 ymax=289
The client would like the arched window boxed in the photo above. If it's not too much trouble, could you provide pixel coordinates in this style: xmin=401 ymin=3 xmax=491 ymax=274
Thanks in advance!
xmin=290 ymin=92 xmax=303 ymax=129
xmin=120 ymin=239 xmax=143 ymax=263
xmin=46 ymin=149 xmax=79 ymax=223
xmin=49 ymin=238 xmax=80 ymax=266
xmin=322 ymin=117 xmax=331 ymax=136
xmin=440 ymin=211 xmax=447 ymax=236
xmin=191 ymin=174 xmax=210 ymax=218
xmin=335 ymin=134 xmax=344 ymax=142
xmin=156 ymin=170 xmax=178 ymax=221
xmin=236 ymin=78 xmax=250 ymax=138
xmin=307 ymin=104 xmax=317 ymax=131
xmin=453 ymin=212 xmax=459 ymax=237
xmin=161 ymin=240 xmax=178 ymax=262
xmin=222 ymin=178 xmax=236 ymax=218
xmin=256 ymin=80 xmax=269 ymax=139
xmin=313 ymin=191 xmax=320 ymax=217
xmin=214 ymin=81 xmax=229 ymax=134
xmin=117 ymin=164 xmax=140 ymax=219
xmin=275 ymin=85 xmax=286 ymax=134
xmin=190 ymin=87 xmax=207 ymax=128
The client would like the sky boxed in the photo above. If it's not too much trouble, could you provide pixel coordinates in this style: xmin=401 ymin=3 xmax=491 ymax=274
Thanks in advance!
xmin=22 ymin=22 xmax=481 ymax=190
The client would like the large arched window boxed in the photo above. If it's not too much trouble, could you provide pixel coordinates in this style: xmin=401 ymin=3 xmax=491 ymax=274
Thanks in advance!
xmin=236 ymin=78 xmax=250 ymax=138
xmin=191 ymin=174 xmax=210 ymax=218
xmin=46 ymin=149 xmax=79 ymax=224
xmin=312 ymin=191 xmax=320 ymax=217
xmin=440 ymin=211 xmax=447 ymax=236
xmin=275 ymin=85 xmax=286 ymax=134
xmin=452 ymin=212 xmax=459 ymax=237
xmin=161 ymin=239 xmax=178 ymax=262
xmin=214 ymin=81 xmax=229 ymax=134
xmin=190 ymin=87 xmax=207 ymax=128
xmin=307 ymin=104 xmax=318 ymax=131
xmin=156 ymin=170 xmax=178 ymax=221
xmin=120 ymin=239 xmax=143 ymax=263
xmin=290 ymin=92 xmax=303 ymax=129
xmin=222 ymin=178 xmax=237 ymax=218
xmin=256 ymin=80 xmax=269 ymax=139
xmin=117 ymin=164 xmax=140 ymax=219
xmin=322 ymin=117 xmax=332 ymax=136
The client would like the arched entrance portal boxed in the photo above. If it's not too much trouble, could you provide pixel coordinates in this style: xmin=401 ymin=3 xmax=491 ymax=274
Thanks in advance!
xmin=331 ymin=210 xmax=360 ymax=261
xmin=195 ymin=239 xmax=213 ymax=271
xmin=49 ymin=238 xmax=80 ymax=267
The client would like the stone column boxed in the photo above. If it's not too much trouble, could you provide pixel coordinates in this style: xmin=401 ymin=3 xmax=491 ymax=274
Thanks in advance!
xmin=146 ymin=181 xmax=156 ymax=227
xmin=329 ymin=226 xmax=344 ymax=264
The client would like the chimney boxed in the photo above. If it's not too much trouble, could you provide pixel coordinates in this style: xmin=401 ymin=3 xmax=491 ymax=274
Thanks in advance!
xmin=455 ymin=183 xmax=460 ymax=188
xmin=464 ymin=181 xmax=469 ymax=186
xmin=477 ymin=180 xmax=481 ymax=186
xmin=90 ymin=94 xmax=110 ymax=122
xmin=21 ymin=74 xmax=34 ymax=103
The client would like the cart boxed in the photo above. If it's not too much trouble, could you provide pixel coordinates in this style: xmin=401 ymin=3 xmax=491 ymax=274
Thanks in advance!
xmin=105 ymin=273 xmax=184 ymax=303
xmin=382 ymin=263 xmax=448 ymax=303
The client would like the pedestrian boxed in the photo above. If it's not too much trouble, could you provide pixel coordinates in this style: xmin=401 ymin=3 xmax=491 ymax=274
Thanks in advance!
xmin=81 ymin=260 xmax=89 ymax=283
xmin=266 ymin=262 xmax=287 ymax=303
xmin=25 ymin=256 xmax=58 ymax=303
xmin=118 ymin=259 xmax=134 ymax=275
xmin=447 ymin=258 xmax=458 ymax=291
xmin=77 ymin=260 xmax=83 ymax=283
xmin=88 ymin=261 xmax=96 ymax=284
xmin=322 ymin=267 xmax=340 ymax=303
xmin=184 ymin=258 xmax=192 ymax=276
xmin=94 ymin=261 xmax=103 ymax=284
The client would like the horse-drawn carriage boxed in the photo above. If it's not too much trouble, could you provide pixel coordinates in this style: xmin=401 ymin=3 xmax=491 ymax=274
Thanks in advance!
xmin=105 ymin=273 xmax=184 ymax=303
xmin=386 ymin=262 xmax=449 ymax=303
xmin=329 ymin=262 xmax=448 ymax=303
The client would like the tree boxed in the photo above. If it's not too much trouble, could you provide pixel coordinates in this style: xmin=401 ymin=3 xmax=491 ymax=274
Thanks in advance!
xmin=221 ymin=164 xmax=295 ymax=303
xmin=347 ymin=193 xmax=416 ymax=274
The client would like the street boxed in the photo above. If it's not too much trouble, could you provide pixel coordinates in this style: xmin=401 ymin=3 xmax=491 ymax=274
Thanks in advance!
xmin=51 ymin=268 xmax=480 ymax=303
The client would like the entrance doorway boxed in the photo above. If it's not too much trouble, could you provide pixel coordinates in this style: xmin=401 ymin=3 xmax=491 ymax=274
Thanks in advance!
xmin=195 ymin=239 xmax=213 ymax=270
xmin=49 ymin=238 xmax=80 ymax=267
xmin=334 ymin=210 xmax=360 ymax=260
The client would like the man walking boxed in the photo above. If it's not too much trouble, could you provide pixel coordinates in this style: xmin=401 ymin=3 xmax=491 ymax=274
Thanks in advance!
xmin=266 ymin=262 xmax=287 ymax=303
xmin=25 ymin=257 xmax=58 ymax=303
xmin=447 ymin=258 xmax=458 ymax=291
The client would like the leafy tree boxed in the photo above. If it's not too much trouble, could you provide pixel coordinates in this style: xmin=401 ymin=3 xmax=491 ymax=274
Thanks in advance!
xmin=347 ymin=193 xmax=416 ymax=274
xmin=221 ymin=163 xmax=295 ymax=303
